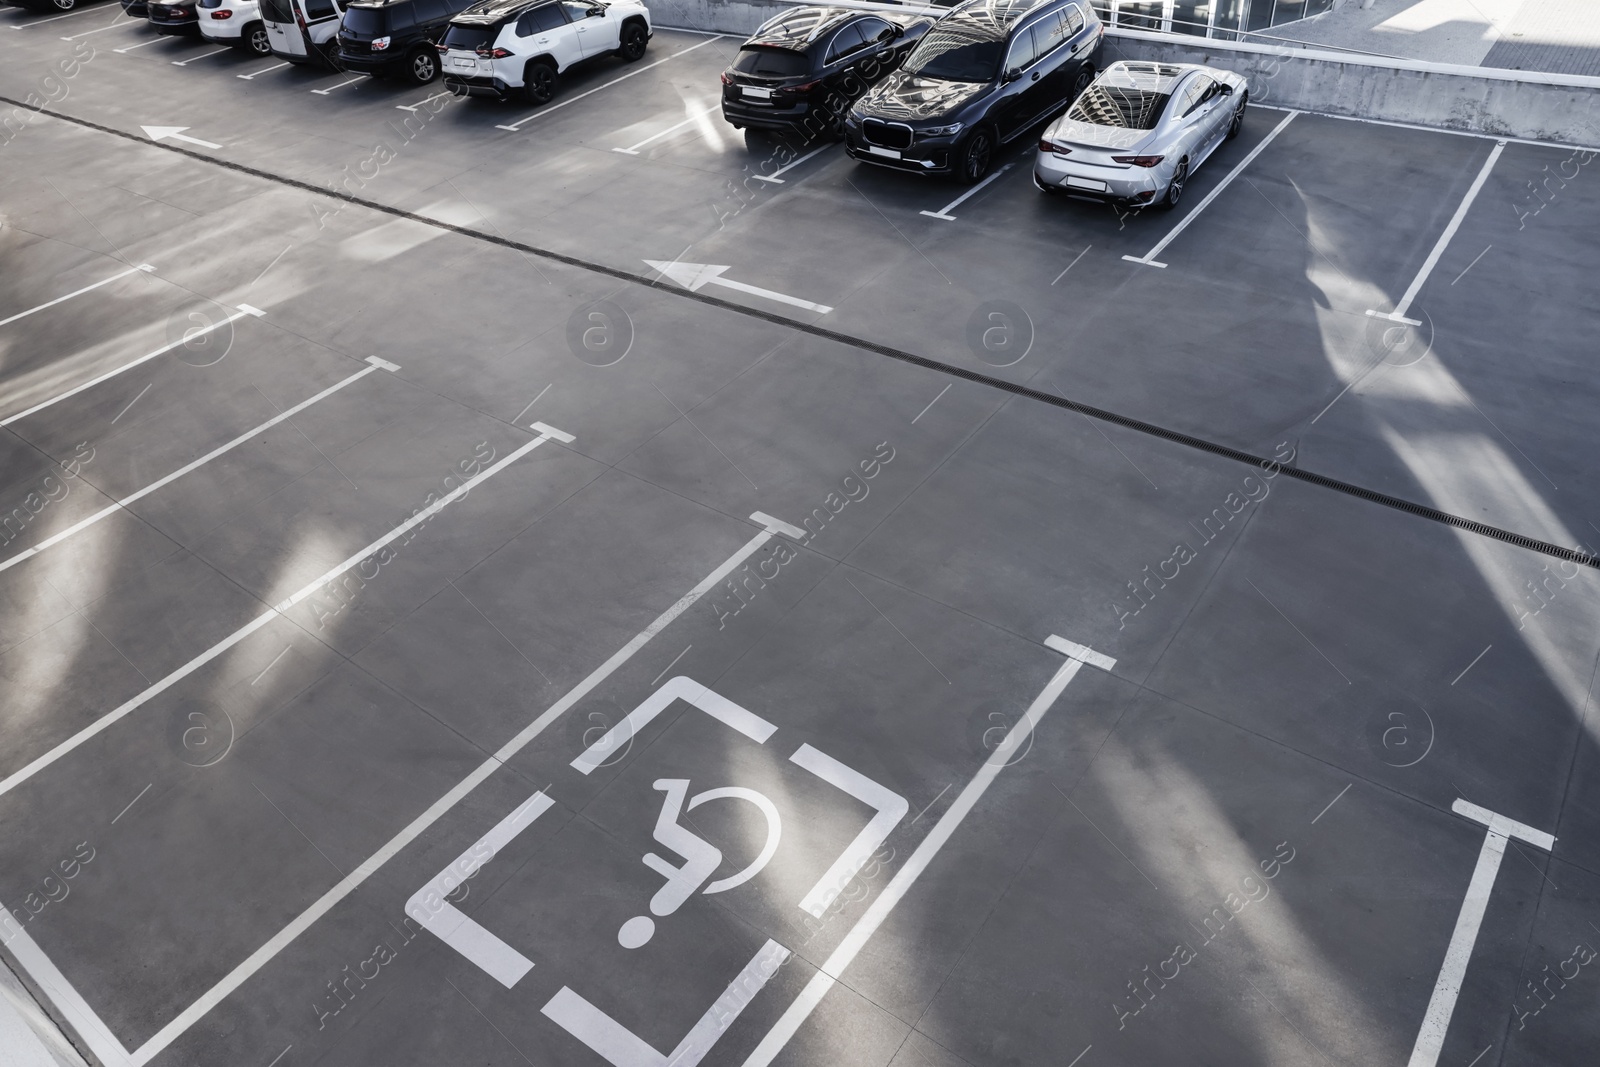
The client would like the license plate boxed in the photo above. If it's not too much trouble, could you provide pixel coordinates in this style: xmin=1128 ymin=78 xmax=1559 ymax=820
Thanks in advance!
xmin=742 ymin=85 xmax=772 ymax=100
xmin=865 ymin=146 xmax=902 ymax=160
xmin=444 ymin=54 xmax=482 ymax=73
xmin=1066 ymin=176 xmax=1108 ymax=192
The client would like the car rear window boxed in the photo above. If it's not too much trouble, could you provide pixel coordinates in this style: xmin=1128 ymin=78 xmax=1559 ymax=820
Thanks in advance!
xmin=903 ymin=30 xmax=1002 ymax=83
xmin=343 ymin=6 xmax=389 ymax=33
xmin=733 ymin=46 xmax=809 ymax=77
xmin=442 ymin=22 xmax=497 ymax=49
xmin=1068 ymin=84 xmax=1172 ymax=130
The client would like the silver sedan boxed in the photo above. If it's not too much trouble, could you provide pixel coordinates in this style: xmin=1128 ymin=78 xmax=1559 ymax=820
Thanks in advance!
xmin=1034 ymin=60 xmax=1249 ymax=210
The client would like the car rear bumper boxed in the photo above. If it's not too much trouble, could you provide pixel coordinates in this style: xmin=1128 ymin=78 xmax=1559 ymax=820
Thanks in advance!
xmin=1034 ymin=154 xmax=1160 ymax=200
xmin=338 ymin=52 xmax=399 ymax=74
xmin=152 ymin=18 xmax=200 ymax=34
xmin=444 ymin=74 xmax=513 ymax=99
xmin=199 ymin=22 xmax=244 ymax=41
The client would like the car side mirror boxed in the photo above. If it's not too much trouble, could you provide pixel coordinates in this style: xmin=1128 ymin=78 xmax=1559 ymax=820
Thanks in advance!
xmin=1217 ymin=83 xmax=1233 ymax=96
xmin=1003 ymin=67 xmax=1022 ymax=82
xmin=586 ymin=6 xmax=601 ymax=15
xmin=890 ymin=25 xmax=903 ymax=38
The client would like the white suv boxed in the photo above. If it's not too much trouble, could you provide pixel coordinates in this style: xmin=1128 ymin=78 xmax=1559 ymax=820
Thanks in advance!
xmin=197 ymin=0 xmax=272 ymax=55
xmin=440 ymin=0 xmax=650 ymax=104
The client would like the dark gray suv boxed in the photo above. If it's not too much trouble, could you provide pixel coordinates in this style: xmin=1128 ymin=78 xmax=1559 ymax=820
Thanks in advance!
xmin=844 ymin=0 xmax=1103 ymax=183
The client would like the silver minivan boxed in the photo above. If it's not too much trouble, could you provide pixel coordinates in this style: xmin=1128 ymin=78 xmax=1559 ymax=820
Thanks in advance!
xmin=261 ymin=0 xmax=347 ymax=66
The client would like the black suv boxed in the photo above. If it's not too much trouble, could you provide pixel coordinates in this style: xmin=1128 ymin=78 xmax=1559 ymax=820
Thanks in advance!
xmin=339 ymin=0 xmax=477 ymax=83
xmin=148 ymin=0 xmax=200 ymax=33
xmin=845 ymin=0 xmax=1102 ymax=183
xmin=721 ymin=6 xmax=933 ymax=144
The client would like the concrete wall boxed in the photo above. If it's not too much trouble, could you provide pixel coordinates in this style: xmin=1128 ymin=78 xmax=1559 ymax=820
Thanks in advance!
xmin=650 ymin=1 xmax=1600 ymax=146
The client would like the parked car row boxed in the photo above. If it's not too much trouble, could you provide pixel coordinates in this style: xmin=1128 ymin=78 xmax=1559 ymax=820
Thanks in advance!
xmin=721 ymin=0 xmax=1248 ymax=203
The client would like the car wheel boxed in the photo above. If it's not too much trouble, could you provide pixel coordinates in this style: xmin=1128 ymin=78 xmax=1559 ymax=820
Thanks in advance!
xmin=617 ymin=21 xmax=648 ymax=62
xmin=954 ymin=125 xmax=995 ymax=185
xmin=1159 ymin=158 xmax=1188 ymax=211
xmin=1226 ymin=89 xmax=1248 ymax=140
xmin=51 ymin=0 xmax=77 ymax=10
xmin=524 ymin=61 xmax=557 ymax=105
xmin=243 ymin=22 xmax=271 ymax=56
xmin=1070 ymin=63 xmax=1094 ymax=102
xmin=320 ymin=39 xmax=344 ymax=72
xmin=406 ymin=47 xmax=438 ymax=85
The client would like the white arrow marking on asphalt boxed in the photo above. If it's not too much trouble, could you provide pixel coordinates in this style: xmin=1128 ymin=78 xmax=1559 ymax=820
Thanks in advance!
xmin=140 ymin=125 xmax=222 ymax=150
xmin=644 ymin=260 xmax=832 ymax=314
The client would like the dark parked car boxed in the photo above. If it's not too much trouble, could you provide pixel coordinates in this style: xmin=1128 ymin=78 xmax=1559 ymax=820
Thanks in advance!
xmin=4 ymin=0 xmax=112 ymax=11
xmin=149 ymin=0 xmax=200 ymax=32
xmin=720 ymin=6 xmax=933 ymax=144
xmin=338 ymin=0 xmax=477 ymax=83
xmin=845 ymin=0 xmax=1102 ymax=183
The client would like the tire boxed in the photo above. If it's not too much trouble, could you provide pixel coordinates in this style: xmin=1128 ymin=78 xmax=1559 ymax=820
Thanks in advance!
xmin=523 ymin=60 xmax=557 ymax=105
xmin=241 ymin=21 xmax=271 ymax=56
xmin=320 ymin=39 xmax=344 ymax=72
xmin=954 ymin=125 xmax=996 ymax=185
xmin=617 ymin=21 xmax=647 ymax=62
xmin=1226 ymin=89 xmax=1248 ymax=140
xmin=405 ymin=46 xmax=438 ymax=85
xmin=1069 ymin=63 xmax=1094 ymax=102
xmin=51 ymin=0 xmax=77 ymax=10
xmin=1159 ymin=158 xmax=1188 ymax=211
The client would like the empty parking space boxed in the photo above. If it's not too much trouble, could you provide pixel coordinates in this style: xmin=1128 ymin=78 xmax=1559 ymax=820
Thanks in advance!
xmin=0 ymin=8 xmax=1597 ymax=1067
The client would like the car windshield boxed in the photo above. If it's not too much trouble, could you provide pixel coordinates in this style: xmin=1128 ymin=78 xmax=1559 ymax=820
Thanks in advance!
xmin=1067 ymin=84 xmax=1172 ymax=130
xmin=902 ymin=29 xmax=1001 ymax=83
xmin=342 ymin=6 xmax=387 ymax=33
xmin=442 ymin=22 xmax=496 ymax=49
xmin=732 ymin=46 xmax=809 ymax=77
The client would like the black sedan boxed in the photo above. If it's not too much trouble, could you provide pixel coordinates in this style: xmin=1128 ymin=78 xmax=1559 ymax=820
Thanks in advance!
xmin=845 ymin=0 xmax=1103 ymax=183
xmin=148 ymin=0 xmax=199 ymax=33
xmin=721 ymin=6 xmax=932 ymax=144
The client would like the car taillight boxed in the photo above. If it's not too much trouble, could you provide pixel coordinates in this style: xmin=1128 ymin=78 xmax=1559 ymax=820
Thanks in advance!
xmin=371 ymin=35 xmax=390 ymax=50
xmin=436 ymin=43 xmax=449 ymax=52
xmin=787 ymin=79 xmax=822 ymax=93
xmin=1039 ymin=138 xmax=1069 ymax=154
xmin=1112 ymin=155 xmax=1165 ymax=167
xmin=720 ymin=71 xmax=733 ymax=85
xmin=209 ymin=7 xmax=231 ymax=15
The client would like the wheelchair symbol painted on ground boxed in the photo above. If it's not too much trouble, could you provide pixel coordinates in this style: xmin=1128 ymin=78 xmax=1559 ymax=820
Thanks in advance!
xmin=404 ymin=675 xmax=907 ymax=1066
xmin=616 ymin=778 xmax=783 ymax=950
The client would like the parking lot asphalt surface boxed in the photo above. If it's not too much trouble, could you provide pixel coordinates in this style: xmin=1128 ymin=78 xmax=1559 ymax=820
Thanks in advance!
xmin=1 ymin=5 xmax=1598 ymax=1067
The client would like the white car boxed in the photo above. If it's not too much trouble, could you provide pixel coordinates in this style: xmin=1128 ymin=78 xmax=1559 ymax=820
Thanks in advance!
xmin=1034 ymin=60 xmax=1249 ymax=211
xmin=197 ymin=0 xmax=272 ymax=55
xmin=261 ymin=0 xmax=348 ymax=67
xmin=439 ymin=0 xmax=650 ymax=104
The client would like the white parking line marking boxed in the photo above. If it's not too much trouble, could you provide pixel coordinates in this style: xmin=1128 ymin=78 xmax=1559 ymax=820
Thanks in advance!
xmin=790 ymin=744 xmax=907 ymax=918
xmin=58 ymin=19 xmax=126 ymax=41
xmin=739 ymin=635 xmax=1114 ymax=1067
xmin=121 ymin=509 xmax=806 ymax=1066
xmin=0 ymin=263 xmax=154 ymax=328
xmin=0 ymin=913 xmax=133 ymax=1066
xmin=921 ymin=159 xmax=1019 ymax=221
xmin=1369 ymin=142 xmax=1504 ymax=324
xmin=311 ymin=75 xmax=366 ymax=95
xmin=571 ymin=675 xmax=777 ymax=774
xmin=112 ymin=37 xmax=171 ymax=54
xmin=645 ymin=259 xmax=832 ymax=314
xmin=10 ymin=6 xmax=105 ymax=27
xmin=0 ymin=420 xmax=568 ymax=807
xmin=1124 ymin=109 xmax=1298 ymax=268
xmin=612 ymin=108 xmax=716 ymax=155
xmin=0 ymin=359 xmax=395 ymax=574
xmin=406 ymin=791 xmax=554 ymax=987
xmin=237 ymin=60 xmax=291 ymax=79
xmin=495 ymin=36 xmax=726 ymax=132
xmin=749 ymin=142 xmax=831 ymax=184
xmin=0 ymin=304 xmax=264 ymax=428
xmin=396 ymin=90 xmax=451 ymax=112
xmin=172 ymin=47 xmax=230 ymax=66
xmin=1406 ymin=800 xmax=1554 ymax=1067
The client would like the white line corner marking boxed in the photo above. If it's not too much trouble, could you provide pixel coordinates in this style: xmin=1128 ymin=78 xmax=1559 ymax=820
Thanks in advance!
xmin=1405 ymin=799 xmax=1554 ymax=1067
xmin=739 ymin=634 xmax=1113 ymax=1067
